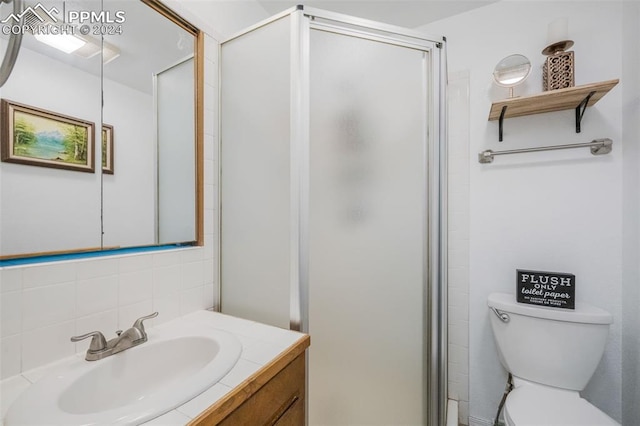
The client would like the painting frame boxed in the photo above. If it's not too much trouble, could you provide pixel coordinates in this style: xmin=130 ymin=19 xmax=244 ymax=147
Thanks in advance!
xmin=102 ymin=124 xmax=114 ymax=175
xmin=0 ymin=99 xmax=95 ymax=173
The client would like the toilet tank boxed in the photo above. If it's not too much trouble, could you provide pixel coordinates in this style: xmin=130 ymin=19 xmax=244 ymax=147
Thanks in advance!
xmin=487 ymin=292 xmax=612 ymax=391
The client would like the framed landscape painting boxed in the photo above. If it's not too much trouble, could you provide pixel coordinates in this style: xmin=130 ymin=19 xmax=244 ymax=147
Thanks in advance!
xmin=1 ymin=99 xmax=95 ymax=173
xmin=102 ymin=124 xmax=114 ymax=175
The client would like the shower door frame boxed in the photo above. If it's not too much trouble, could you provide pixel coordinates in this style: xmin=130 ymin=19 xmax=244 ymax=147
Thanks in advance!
xmin=219 ymin=7 xmax=448 ymax=425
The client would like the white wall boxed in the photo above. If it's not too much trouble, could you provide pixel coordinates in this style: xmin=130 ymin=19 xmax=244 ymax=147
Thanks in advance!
xmin=0 ymin=45 xmax=102 ymax=256
xmin=621 ymin=2 xmax=640 ymax=424
xmin=422 ymin=2 xmax=624 ymax=424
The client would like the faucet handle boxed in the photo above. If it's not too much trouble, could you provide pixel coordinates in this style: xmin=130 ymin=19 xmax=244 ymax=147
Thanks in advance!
xmin=71 ymin=331 xmax=107 ymax=352
xmin=132 ymin=312 xmax=158 ymax=333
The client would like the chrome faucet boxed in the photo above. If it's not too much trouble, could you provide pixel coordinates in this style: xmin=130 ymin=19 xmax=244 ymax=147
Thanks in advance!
xmin=71 ymin=312 xmax=159 ymax=361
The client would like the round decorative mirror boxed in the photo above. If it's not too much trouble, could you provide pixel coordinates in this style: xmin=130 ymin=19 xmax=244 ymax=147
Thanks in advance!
xmin=493 ymin=54 xmax=532 ymax=98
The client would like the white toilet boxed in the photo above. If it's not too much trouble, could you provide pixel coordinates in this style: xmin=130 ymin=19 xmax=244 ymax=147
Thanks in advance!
xmin=487 ymin=292 xmax=620 ymax=426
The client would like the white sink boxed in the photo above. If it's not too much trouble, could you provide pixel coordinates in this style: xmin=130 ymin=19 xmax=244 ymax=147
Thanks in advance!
xmin=5 ymin=325 xmax=242 ymax=425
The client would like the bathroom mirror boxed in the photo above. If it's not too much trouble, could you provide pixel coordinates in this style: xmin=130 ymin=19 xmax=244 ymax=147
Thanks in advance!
xmin=493 ymin=54 xmax=532 ymax=98
xmin=0 ymin=0 xmax=203 ymax=258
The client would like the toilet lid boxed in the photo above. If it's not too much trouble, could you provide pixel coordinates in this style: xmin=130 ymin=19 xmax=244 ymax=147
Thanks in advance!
xmin=504 ymin=385 xmax=619 ymax=426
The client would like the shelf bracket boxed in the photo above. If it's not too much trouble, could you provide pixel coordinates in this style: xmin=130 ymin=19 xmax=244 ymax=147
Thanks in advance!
xmin=498 ymin=105 xmax=507 ymax=142
xmin=575 ymin=90 xmax=596 ymax=133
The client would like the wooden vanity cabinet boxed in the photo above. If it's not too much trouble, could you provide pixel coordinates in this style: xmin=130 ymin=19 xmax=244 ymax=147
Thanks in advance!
xmin=190 ymin=335 xmax=309 ymax=426
xmin=219 ymin=353 xmax=305 ymax=426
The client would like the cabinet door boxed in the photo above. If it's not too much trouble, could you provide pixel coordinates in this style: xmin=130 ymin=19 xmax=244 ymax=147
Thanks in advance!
xmin=273 ymin=395 xmax=304 ymax=426
xmin=217 ymin=353 xmax=305 ymax=426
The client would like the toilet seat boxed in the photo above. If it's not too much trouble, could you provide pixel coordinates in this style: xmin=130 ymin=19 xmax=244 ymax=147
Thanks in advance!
xmin=504 ymin=384 xmax=619 ymax=426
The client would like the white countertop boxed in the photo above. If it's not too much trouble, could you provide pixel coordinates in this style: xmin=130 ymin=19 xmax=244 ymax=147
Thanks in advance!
xmin=1 ymin=310 xmax=306 ymax=426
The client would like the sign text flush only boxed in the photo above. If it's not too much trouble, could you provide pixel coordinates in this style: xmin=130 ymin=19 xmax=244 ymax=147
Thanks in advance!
xmin=517 ymin=269 xmax=575 ymax=309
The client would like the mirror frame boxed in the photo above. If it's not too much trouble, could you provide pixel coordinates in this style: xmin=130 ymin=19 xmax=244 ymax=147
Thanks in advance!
xmin=0 ymin=0 xmax=204 ymax=260
xmin=142 ymin=0 xmax=204 ymax=249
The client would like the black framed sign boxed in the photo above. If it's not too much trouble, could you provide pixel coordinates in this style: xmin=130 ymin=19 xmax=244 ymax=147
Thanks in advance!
xmin=517 ymin=269 xmax=575 ymax=309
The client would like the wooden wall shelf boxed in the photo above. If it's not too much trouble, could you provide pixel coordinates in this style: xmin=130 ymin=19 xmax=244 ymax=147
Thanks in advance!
xmin=488 ymin=79 xmax=619 ymax=141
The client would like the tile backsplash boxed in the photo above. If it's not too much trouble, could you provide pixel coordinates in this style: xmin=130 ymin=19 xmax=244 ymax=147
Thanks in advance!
xmin=0 ymin=248 xmax=216 ymax=378
xmin=447 ymin=70 xmax=471 ymax=425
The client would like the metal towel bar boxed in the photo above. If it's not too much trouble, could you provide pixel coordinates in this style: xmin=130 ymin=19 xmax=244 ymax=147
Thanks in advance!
xmin=478 ymin=138 xmax=612 ymax=164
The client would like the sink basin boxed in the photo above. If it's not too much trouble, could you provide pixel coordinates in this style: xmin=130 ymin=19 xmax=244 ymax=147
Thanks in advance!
xmin=5 ymin=325 xmax=242 ymax=425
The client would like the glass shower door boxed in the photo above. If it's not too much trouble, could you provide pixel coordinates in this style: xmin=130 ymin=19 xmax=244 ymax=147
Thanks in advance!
xmin=308 ymin=27 xmax=429 ymax=425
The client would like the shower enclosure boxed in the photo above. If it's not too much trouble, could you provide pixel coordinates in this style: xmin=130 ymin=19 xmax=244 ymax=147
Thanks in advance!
xmin=219 ymin=7 xmax=447 ymax=425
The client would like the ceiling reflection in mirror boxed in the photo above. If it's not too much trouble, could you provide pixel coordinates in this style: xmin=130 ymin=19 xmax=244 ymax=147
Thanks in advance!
xmin=0 ymin=0 xmax=201 ymax=258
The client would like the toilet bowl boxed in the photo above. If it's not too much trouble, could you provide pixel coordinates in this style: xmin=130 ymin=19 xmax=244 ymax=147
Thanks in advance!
xmin=503 ymin=378 xmax=618 ymax=426
xmin=488 ymin=292 xmax=619 ymax=426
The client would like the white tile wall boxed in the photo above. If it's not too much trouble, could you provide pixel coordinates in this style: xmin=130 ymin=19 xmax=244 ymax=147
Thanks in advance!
xmin=0 ymin=269 xmax=21 ymax=293
xmin=22 ymin=283 xmax=76 ymax=331
xmin=0 ymin=336 xmax=20 ymax=379
xmin=0 ymin=34 xmax=220 ymax=380
xmin=76 ymin=258 xmax=118 ymax=280
xmin=22 ymin=263 xmax=76 ymax=289
xmin=119 ymin=299 xmax=155 ymax=329
xmin=118 ymin=269 xmax=153 ymax=306
xmin=76 ymin=275 xmax=118 ymax=317
xmin=0 ymin=292 xmax=20 ymax=337
xmin=153 ymin=265 xmax=181 ymax=298
xmin=448 ymin=70 xmax=471 ymax=425
xmin=181 ymin=261 xmax=205 ymax=290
